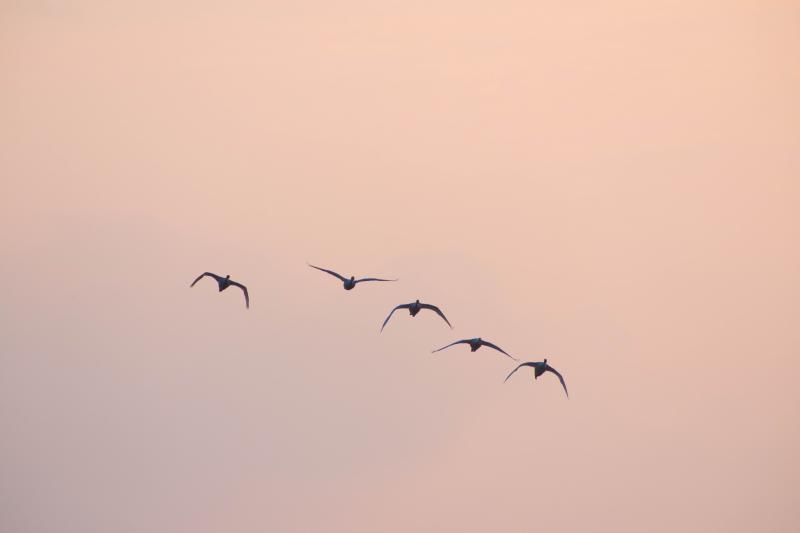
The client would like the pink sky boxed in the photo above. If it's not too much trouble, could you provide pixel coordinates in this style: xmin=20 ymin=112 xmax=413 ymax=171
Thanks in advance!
xmin=2 ymin=1 xmax=799 ymax=532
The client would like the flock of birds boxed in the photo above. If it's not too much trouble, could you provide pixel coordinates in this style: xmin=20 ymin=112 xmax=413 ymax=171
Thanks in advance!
xmin=190 ymin=264 xmax=569 ymax=397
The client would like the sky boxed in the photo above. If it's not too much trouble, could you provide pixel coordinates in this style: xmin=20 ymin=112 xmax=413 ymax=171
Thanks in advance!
xmin=2 ymin=1 xmax=799 ymax=532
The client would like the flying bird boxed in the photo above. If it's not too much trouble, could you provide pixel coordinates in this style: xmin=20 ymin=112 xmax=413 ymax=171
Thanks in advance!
xmin=432 ymin=338 xmax=516 ymax=360
xmin=190 ymin=272 xmax=250 ymax=309
xmin=381 ymin=299 xmax=452 ymax=331
xmin=307 ymin=263 xmax=397 ymax=290
xmin=503 ymin=359 xmax=568 ymax=398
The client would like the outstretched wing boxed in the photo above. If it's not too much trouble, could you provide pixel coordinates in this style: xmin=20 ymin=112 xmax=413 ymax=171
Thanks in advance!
xmin=419 ymin=303 xmax=453 ymax=328
xmin=355 ymin=277 xmax=398 ymax=284
xmin=190 ymin=272 xmax=221 ymax=287
xmin=431 ymin=339 xmax=470 ymax=353
xmin=307 ymin=263 xmax=346 ymax=282
xmin=380 ymin=303 xmax=411 ymax=332
xmin=229 ymin=281 xmax=250 ymax=309
xmin=504 ymin=362 xmax=537 ymax=383
xmin=545 ymin=365 xmax=569 ymax=398
xmin=479 ymin=340 xmax=517 ymax=360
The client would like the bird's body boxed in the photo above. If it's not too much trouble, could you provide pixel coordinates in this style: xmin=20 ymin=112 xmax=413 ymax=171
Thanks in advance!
xmin=307 ymin=263 xmax=396 ymax=291
xmin=381 ymin=299 xmax=452 ymax=331
xmin=190 ymin=272 xmax=250 ymax=309
xmin=504 ymin=359 xmax=569 ymax=397
xmin=432 ymin=337 xmax=516 ymax=360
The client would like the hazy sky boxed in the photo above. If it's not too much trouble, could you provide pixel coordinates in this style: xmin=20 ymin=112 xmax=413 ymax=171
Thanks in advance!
xmin=2 ymin=1 xmax=799 ymax=532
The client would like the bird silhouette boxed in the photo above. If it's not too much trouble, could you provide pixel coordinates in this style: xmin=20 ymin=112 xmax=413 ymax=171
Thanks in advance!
xmin=504 ymin=359 xmax=568 ymax=397
xmin=190 ymin=272 xmax=249 ymax=309
xmin=381 ymin=299 xmax=452 ymax=331
xmin=432 ymin=338 xmax=516 ymax=360
xmin=307 ymin=263 xmax=397 ymax=290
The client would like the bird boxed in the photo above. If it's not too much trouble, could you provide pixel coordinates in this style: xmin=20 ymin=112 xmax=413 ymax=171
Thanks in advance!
xmin=190 ymin=272 xmax=250 ymax=309
xmin=381 ymin=299 xmax=452 ymax=331
xmin=432 ymin=338 xmax=517 ymax=360
xmin=307 ymin=263 xmax=397 ymax=290
xmin=503 ymin=359 xmax=569 ymax=398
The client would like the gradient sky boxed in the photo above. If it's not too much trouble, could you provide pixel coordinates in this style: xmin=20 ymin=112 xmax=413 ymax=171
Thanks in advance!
xmin=2 ymin=1 xmax=799 ymax=532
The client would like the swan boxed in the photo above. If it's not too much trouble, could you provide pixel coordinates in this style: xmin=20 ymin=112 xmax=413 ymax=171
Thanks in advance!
xmin=503 ymin=359 xmax=568 ymax=397
xmin=381 ymin=299 xmax=452 ymax=331
xmin=190 ymin=272 xmax=250 ymax=309
xmin=307 ymin=263 xmax=397 ymax=290
xmin=432 ymin=338 xmax=516 ymax=360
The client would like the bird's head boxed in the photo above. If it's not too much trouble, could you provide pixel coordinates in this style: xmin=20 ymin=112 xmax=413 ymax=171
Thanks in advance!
xmin=543 ymin=358 xmax=548 ymax=364
xmin=476 ymin=337 xmax=482 ymax=342
xmin=225 ymin=275 xmax=230 ymax=280
xmin=415 ymin=299 xmax=420 ymax=304
xmin=350 ymin=276 xmax=355 ymax=281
